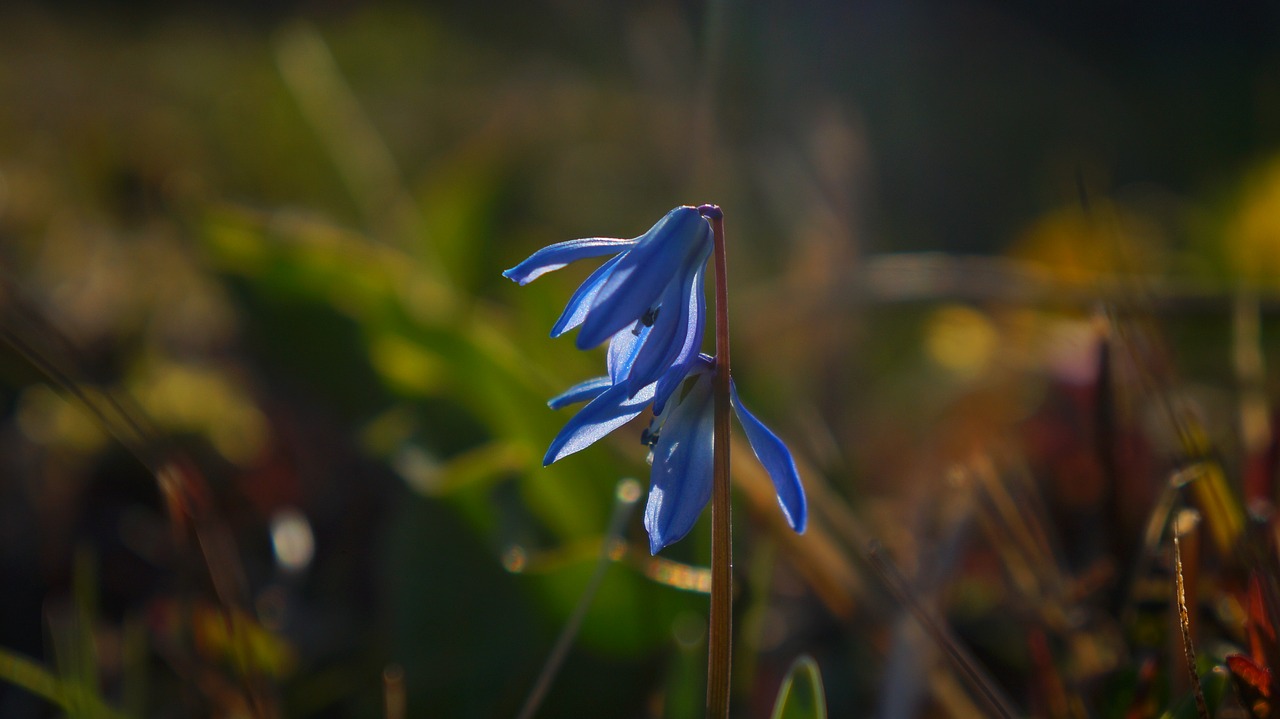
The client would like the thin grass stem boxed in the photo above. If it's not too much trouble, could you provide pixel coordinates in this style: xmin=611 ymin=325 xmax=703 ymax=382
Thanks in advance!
xmin=1172 ymin=535 xmax=1210 ymax=719
xmin=515 ymin=479 xmax=642 ymax=719
xmin=867 ymin=541 xmax=1020 ymax=719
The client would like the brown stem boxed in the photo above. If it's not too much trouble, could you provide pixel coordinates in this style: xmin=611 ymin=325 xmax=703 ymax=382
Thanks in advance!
xmin=701 ymin=204 xmax=733 ymax=718
xmin=1173 ymin=534 xmax=1210 ymax=719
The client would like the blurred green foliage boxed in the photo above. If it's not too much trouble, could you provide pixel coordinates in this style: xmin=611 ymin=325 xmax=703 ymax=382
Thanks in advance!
xmin=4 ymin=1 xmax=1280 ymax=718
xmin=770 ymin=655 xmax=826 ymax=719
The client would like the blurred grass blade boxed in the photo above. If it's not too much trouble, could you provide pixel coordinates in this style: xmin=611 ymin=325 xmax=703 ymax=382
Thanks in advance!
xmin=1185 ymin=461 xmax=1245 ymax=557
xmin=274 ymin=21 xmax=425 ymax=252
xmin=0 ymin=646 xmax=130 ymax=719
xmin=0 ymin=648 xmax=64 ymax=711
xmin=1158 ymin=666 xmax=1233 ymax=719
xmin=122 ymin=617 xmax=148 ymax=719
xmin=515 ymin=478 xmax=642 ymax=719
xmin=72 ymin=549 xmax=100 ymax=701
xmin=383 ymin=664 xmax=406 ymax=719
xmin=770 ymin=655 xmax=827 ymax=719
xmin=867 ymin=541 xmax=1019 ymax=719
xmin=1107 ymin=310 xmax=1247 ymax=555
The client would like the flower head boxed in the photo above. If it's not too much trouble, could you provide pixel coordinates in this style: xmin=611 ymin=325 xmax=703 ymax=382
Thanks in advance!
xmin=506 ymin=206 xmax=807 ymax=554
xmin=546 ymin=354 xmax=807 ymax=554
xmin=504 ymin=207 xmax=712 ymax=403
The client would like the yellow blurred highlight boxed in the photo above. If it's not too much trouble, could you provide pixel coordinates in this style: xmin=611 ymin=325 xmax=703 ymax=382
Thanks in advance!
xmin=131 ymin=361 xmax=267 ymax=465
xmin=360 ymin=406 xmax=417 ymax=456
xmin=369 ymin=333 xmax=446 ymax=397
xmin=15 ymin=385 xmax=107 ymax=452
xmin=1176 ymin=461 xmax=1245 ymax=556
xmin=499 ymin=534 xmax=711 ymax=594
xmin=205 ymin=216 xmax=270 ymax=275
xmin=1010 ymin=206 xmax=1159 ymax=287
xmin=1229 ymin=157 xmax=1280 ymax=284
xmin=1172 ymin=507 xmax=1201 ymax=538
xmin=605 ymin=538 xmax=627 ymax=562
xmin=639 ymin=556 xmax=711 ymax=594
xmin=924 ymin=305 xmax=998 ymax=378
xmin=192 ymin=605 xmax=295 ymax=679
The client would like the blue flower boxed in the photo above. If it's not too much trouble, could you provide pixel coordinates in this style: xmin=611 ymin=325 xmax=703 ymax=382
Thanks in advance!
xmin=504 ymin=207 xmax=712 ymax=404
xmin=545 ymin=354 xmax=807 ymax=554
xmin=506 ymin=206 xmax=807 ymax=553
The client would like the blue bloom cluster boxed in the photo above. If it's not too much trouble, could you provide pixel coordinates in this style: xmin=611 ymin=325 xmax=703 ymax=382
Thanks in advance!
xmin=505 ymin=207 xmax=806 ymax=553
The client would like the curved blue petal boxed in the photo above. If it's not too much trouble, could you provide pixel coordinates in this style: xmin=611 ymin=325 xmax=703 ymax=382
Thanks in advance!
xmin=503 ymin=237 xmax=636 ymax=286
xmin=544 ymin=381 xmax=656 ymax=465
xmin=646 ymin=262 xmax=708 ymax=412
xmin=547 ymin=376 xmax=611 ymax=410
xmin=620 ymin=269 xmax=686 ymax=393
xmin=730 ymin=381 xmax=807 ymax=533
xmin=607 ymin=323 xmax=650 ymax=384
xmin=550 ymin=253 xmax=626 ymax=338
xmin=648 ymin=354 xmax=714 ymax=436
xmin=644 ymin=371 xmax=716 ymax=553
xmin=576 ymin=208 xmax=711 ymax=349
xmin=653 ymin=352 xmax=714 ymax=417
xmin=624 ymin=246 xmax=709 ymax=398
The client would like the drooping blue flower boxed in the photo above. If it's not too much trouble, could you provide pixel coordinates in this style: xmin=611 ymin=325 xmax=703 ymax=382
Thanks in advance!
xmin=507 ymin=206 xmax=807 ymax=553
xmin=545 ymin=354 xmax=808 ymax=554
xmin=503 ymin=207 xmax=712 ymax=403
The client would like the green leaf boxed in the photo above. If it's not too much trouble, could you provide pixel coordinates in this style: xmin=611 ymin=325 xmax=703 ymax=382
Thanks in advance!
xmin=0 ymin=647 xmax=64 ymax=710
xmin=0 ymin=646 xmax=132 ymax=719
xmin=771 ymin=655 xmax=827 ymax=719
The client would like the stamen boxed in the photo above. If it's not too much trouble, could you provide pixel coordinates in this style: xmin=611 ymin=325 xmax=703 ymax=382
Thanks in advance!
xmin=640 ymin=423 xmax=660 ymax=448
xmin=641 ymin=307 xmax=660 ymax=327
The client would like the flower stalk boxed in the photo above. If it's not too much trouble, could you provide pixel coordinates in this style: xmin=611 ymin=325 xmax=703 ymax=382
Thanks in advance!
xmin=700 ymin=203 xmax=733 ymax=719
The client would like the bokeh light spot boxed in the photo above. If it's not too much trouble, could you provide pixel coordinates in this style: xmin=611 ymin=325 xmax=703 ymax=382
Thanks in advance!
xmin=502 ymin=545 xmax=527 ymax=573
xmin=615 ymin=478 xmax=641 ymax=504
xmin=924 ymin=304 xmax=998 ymax=378
xmin=270 ymin=507 xmax=315 ymax=573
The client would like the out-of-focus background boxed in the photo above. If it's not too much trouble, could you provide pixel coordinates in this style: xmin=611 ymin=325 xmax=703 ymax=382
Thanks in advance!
xmin=4 ymin=1 xmax=1280 ymax=717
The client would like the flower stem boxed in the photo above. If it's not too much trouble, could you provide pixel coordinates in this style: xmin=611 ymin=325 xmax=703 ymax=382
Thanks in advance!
xmin=699 ymin=203 xmax=732 ymax=718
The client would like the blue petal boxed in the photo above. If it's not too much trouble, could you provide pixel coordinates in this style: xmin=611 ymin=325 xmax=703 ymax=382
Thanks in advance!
xmin=647 ymin=354 xmax=714 ymax=437
xmin=730 ymin=381 xmax=807 ymax=533
xmin=550 ymin=253 xmax=626 ymax=338
xmin=503 ymin=237 xmax=636 ymax=286
xmin=623 ymin=247 xmax=708 ymax=398
xmin=607 ymin=323 xmax=650 ymax=385
xmin=620 ymin=269 xmax=685 ymax=393
xmin=646 ymin=262 xmax=708 ymax=412
xmin=544 ymin=381 xmax=656 ymax=465
xmin=547 ymin=376 xmax=611 ymax=410
xmin=576 ymin=208 xmax=711 ymax=349
xmin=644 ymin=371 xmax=716 ymax=553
